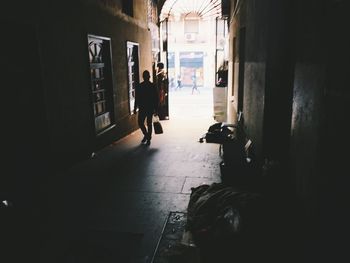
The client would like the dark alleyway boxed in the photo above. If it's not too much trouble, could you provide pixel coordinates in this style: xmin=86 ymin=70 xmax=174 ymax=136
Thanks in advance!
xmin=2 ymin=1 xmax=349 ymax=262
xmin=11 ymin=88 xmax=299 ymax=263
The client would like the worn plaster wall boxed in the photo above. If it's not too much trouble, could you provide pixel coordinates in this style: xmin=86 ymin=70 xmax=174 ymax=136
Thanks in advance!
xmin=241 ymin=0 xmax=269 ymax=161
xmin=221 ymin=0 xmax=348 ymax=261
xmin=2 ymin=0 xmax=154 ymax=168
xmin=291 ymin=0 xmax=349 ymax=261
xmin=263 ymin=0 xmax=294 ymax=167
xmin=290 ymin=0 xmax=327 ymax=256
xmin=321 ymin=2 xmax=350 ymax=259
xmin=239 ymin=0 xmax=295 ymax=167
xmin=226 ymin=2 xmax=238 ymax=124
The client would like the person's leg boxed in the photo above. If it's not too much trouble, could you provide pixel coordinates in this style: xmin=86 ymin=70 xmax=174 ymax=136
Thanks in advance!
xmin=138 ymin=111 xmax=148 ymax=142
xmin=146 ymin=113 xmax=153 ymax=144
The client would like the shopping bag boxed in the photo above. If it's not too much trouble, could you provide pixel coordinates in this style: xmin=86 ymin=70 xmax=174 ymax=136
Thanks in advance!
xmin=153 ymin=115 xmax=163 ymax=134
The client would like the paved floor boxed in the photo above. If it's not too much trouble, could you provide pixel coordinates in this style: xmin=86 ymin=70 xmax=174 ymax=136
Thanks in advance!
xmin=42 ymin=87 xmax=223 ymax=262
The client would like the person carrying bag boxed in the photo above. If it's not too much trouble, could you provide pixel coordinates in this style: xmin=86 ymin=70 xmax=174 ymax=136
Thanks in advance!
xmin=134 ymin=70 xmax=159 ymax=146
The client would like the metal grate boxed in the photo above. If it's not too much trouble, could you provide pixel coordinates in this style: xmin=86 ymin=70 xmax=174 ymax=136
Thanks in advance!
xmin=160 ymin=0 xmax=222 ymax=20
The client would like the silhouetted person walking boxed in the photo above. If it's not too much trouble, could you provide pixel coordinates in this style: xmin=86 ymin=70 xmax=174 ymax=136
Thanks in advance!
xmin=175 ymin=75 xmax=182 ymax=91
xmin=191 ymin=73 xmax=199 ymax=94
xmin=134 ymin=70 xmax=159 ymax=146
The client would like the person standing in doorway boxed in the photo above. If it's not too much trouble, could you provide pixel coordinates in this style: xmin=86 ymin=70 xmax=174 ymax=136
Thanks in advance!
xmin=134 ymin=70 xmax=159 ymax=146
xmin=156 ymin=62 xmax=168 ymax=120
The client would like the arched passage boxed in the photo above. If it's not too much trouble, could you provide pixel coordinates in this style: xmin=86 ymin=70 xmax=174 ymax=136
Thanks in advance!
xmin=157 ymin=0 xmax=228 ymax=123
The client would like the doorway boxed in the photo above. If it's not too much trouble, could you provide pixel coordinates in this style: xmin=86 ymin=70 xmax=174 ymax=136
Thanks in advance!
xmin=160 ymin=1 xmax=227 ymax=124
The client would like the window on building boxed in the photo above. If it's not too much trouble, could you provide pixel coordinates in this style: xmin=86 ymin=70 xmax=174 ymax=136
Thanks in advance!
xmin=122 ymin=0 xmax=133 ymax=17
xmin=87 ymin=34 xmax=116 ymax=135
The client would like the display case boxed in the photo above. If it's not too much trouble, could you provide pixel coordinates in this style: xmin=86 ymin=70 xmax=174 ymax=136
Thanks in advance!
xmin=88 ymin=34 xmax=115 ymax=135
xmin=126 ymin=41 xmax=140 ymax=114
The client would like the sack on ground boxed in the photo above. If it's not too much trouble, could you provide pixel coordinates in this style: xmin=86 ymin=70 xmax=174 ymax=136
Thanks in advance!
xmin=205 ymin=122 xmax=233 ymax=143
xmin=186 ymin=183 xmax=265 ymax=244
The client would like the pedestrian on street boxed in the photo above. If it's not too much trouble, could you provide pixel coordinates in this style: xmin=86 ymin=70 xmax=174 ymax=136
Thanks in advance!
xmin=191 ymin=73 xmax=199 ymax=94
xmin=175 ymin=75 xmax=182 ymax=91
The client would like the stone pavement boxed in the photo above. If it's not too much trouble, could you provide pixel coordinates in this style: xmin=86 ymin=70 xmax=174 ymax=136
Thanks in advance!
xmin=42 ymin=87 xmax=222 ymax=262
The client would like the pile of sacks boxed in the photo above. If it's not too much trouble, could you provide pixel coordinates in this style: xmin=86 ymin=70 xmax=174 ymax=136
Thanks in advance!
xmin=186 ymin=183 xmax=273 ymax=262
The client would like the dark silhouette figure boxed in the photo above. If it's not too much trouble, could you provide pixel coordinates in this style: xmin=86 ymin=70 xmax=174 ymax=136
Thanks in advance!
xmin=156 ymin=62 xmax=169 ymax=120
xmin=134 ymin=70 xmax=159 ymax=146
xmin=175 ymin=75 xmax=182 ymax=91
xmin=191 ymin=73 xmax=199 ymax=94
